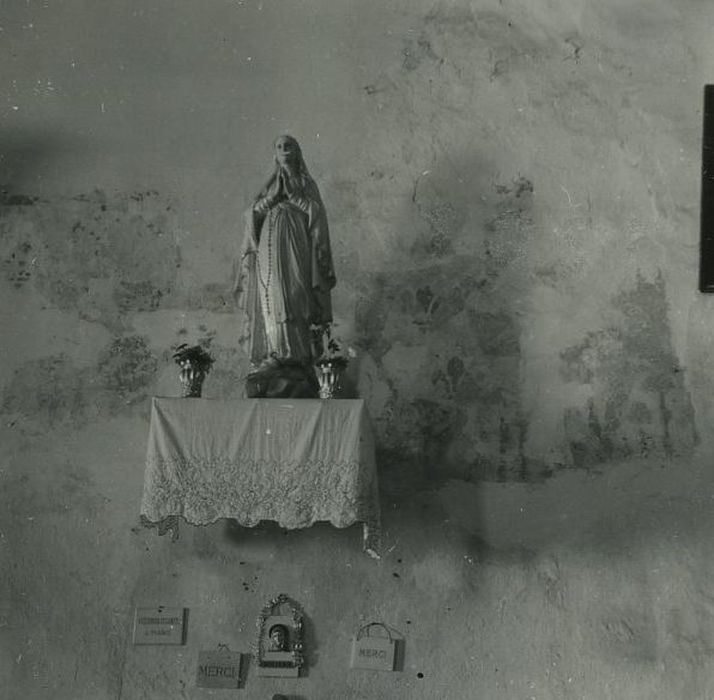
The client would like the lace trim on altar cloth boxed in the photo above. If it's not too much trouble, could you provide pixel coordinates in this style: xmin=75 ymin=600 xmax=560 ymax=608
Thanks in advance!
xmin=140 ymin=455 xmax=381 ymax=555
xmin=139 ymin=514 xmax=381 ymax=556
xmin=140 ymin=514 xmax=181 ymax=541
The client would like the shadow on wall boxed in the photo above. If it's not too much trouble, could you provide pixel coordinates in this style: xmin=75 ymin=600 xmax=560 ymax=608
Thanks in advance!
xmin=354 ymin=154 xmax=536 ymax=492
xmin=0 ymin=129 xmax=84 ymax=191
xmin=353 ymin=170 xmax=697 ymax=493
xmin=437 ymin=455 xmax=710 ymax=559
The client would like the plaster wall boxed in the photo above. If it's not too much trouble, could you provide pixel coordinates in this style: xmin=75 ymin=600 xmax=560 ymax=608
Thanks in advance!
xmin=3 ymin=1 xmax=714 ymax=698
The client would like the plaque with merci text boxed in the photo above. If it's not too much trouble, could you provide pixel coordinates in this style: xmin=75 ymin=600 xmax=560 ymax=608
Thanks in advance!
xmin=196 ymin=649 xmax=242 ymax=688
xmin=132 ymin=606 xmax=187 ymax=645
xmin=350 ymin=623 xmax=396 ymax=671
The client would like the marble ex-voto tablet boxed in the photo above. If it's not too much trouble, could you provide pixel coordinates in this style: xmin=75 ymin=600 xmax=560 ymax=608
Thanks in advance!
xmin=132 ymin=606 xmax=187 ymax=645
xmin=196 ymin=649 xmax=242 ymax=688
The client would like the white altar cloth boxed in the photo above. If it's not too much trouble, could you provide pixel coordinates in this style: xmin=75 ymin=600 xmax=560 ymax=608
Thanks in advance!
xmin=140 ymin=398 xmax=380 ymax=553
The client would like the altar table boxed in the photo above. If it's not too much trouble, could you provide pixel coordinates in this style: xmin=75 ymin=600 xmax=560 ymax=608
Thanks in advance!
xmin=140 ymin=398 xmax=381 ymax=554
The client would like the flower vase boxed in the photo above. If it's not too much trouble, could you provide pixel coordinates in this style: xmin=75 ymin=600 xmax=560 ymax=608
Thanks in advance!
xmin=316 ymin=362 xmax=342 ymax=399
xmin=179 ymin=365 xmax=206 ymax=398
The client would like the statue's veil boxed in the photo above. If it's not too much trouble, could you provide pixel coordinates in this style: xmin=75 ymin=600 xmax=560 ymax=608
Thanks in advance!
xmin=254 ymin=135 xmax=317 ymax=202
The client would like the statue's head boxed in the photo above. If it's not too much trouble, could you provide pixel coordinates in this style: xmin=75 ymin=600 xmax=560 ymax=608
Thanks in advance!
xmin=268 ymin=624 xmax=289 ymax=651
xmin=274 ymin=134 xmax=301 ymax=169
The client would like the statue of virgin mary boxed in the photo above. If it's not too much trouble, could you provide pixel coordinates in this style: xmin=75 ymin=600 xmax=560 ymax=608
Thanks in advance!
xmin=233 ymin=135 xmax=336 ymax=378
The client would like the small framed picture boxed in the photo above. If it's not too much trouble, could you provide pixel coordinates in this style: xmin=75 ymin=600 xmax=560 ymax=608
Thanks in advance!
xmin=255 ymin=595 xmax=304 ymax=677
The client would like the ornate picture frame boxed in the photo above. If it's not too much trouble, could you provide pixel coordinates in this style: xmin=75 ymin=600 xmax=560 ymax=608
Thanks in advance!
xmin=254 ymin=594 xmax=304 ymax=677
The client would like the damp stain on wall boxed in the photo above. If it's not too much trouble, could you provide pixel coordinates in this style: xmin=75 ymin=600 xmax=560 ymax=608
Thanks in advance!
xmin=1 ymin=335 xmax=158 ymax=428
xmin=411 ymin=172 xmax=463 ymax=259
xmin=560 ymin=272 xmax=698 ymax=467
xmin=354 ymin=248 xmax=534 ymax=485
xmin=0 ymin=188 xmax=181 ymax=329
xmin=96 ymin=335 xmax=159 ymax=397
xmin=1 ymin=353 xmax=87 ymax=428
xmin=350 ymin=158 xmax=539 ymax=483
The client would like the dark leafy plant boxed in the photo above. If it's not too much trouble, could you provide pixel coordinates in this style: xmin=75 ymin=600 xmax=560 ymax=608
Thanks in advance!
xmin=172 ymin=343 xmax=214 ymax=373
xmin=313 ymin=324 xmax=350 ymax=368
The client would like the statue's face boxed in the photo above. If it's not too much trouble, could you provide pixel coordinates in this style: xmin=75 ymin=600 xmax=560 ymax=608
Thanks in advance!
xmin=274 ymin=136 xmax=298 ymax=168
xmin=269 ymin=626 xmax=287 ymax=650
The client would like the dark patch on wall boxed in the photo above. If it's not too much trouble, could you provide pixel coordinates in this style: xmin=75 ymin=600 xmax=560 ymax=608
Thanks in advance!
xmin=113 ymin=280 xmax=165 ymax=313
xmin=469 ymin=311 xmax=520 ymax=357
xmin=560 ymin=273 xmax=698 ymax=467
xmin=174 ymin=283 xmax=233 ymax=313
xmin=423 ymin=5 xmax=479 ymax=39
xmin=96 ymin=335 xmax=158 ymax=397
xmin=416 ymin=4 xmax=547 ymax=84
xmin=355 ymin=166 xmax=538 ymax=483
xmin=1 ymin=188 xmax=39 ymax=206
xmin=494 ymin=176 xmax=534 ymax=199
xmin=466 ymin=411 xmax=543 ymax=483
xmin=1 ymin=354 xmax=89 ymax=427
xmin=354 ymin=276 xmax=390 ymax=356
xmin=2 ymin=240 xmax=34 ymax=288
xmin=564 ymin=35 xmax=583 ymax=64
xmin=378 ymin=396 xmax=467 ymax=487
xmin=411 ymin=173 xmax=462 ymax=259
xmin=483 ymin=178 xmax=533 ymax=274
xmin=402 ymin=31 xmax=443 ymax=72
xmin=0 ymin=188 xmax=180 ymax=328
xmin=1 ymin=335 xmax=158 ymax=428
xmin=355 ymin=254 xmax=539 ymax=484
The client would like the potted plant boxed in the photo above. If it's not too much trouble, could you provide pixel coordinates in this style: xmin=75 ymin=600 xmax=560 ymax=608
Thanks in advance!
xmin=172 ymin=343 xmax=214 ymax=398
xmin=313 ymin=324 xmax=352 ymax=399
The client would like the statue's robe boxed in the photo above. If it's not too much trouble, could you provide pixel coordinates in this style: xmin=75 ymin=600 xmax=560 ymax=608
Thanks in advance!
xmin=234 ymin=171 xmax=335 ymax=368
